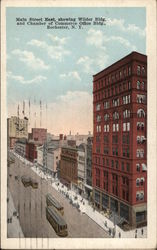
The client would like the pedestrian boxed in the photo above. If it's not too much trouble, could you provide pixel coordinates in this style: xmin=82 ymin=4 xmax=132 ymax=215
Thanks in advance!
xmin=119 ymin=232 xmax=121 ymax=238
xmin=135 ymin=233 xmax=137 ymax=238
xmin=141 ymin=228 xmax=143 ymax=235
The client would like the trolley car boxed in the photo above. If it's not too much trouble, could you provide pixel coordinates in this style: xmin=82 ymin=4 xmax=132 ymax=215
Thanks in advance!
xmin=46 ymin=193 xmax=64 ymax=215
xmin=21 ymin=176 xmax=31 ymax=187
xmin=46 ymin=206 xmax=68 ymax=237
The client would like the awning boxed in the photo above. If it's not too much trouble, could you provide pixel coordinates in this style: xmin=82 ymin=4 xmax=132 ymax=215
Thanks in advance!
xmin=133 ymin=204 xmax=147 ymax=213
xmin=84 ymin=183 xmax=93 ymax=190
xmin=142 ymin=163 xmax=147 ymax=171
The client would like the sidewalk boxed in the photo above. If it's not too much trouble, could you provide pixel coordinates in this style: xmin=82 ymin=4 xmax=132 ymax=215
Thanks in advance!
xmin=7 ymin=189 xmax=24 ymax=237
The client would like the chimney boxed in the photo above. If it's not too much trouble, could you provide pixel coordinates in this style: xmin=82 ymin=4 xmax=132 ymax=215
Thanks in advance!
xmin=64 ymin=135 xmax=67 ymax=140
xmin=59 ymin=134 xmax=63 ymax=140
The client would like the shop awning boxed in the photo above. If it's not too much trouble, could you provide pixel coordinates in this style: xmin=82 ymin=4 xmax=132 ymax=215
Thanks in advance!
xmin=142 ymin=163 xmax=147 ymax=171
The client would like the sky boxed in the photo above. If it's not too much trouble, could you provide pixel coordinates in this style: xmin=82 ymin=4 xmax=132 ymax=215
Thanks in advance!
xmin=6 ymin=7 xmax=146 ymax=135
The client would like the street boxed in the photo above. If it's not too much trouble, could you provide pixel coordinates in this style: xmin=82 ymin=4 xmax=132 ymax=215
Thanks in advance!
xmin=7 ymin=152 xmax=109 ymax=238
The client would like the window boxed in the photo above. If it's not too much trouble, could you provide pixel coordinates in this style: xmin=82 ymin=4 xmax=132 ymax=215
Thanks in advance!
xmin=111 ymin=160 xmax=114 ymax=168
xmin=126 ymin=163 xmax=130 ymax=172
xmin=140 ymin=192 xmax=144 ymax=201
xmin=141 ymin=66 xmax=145 ymax=75
xmin=96 ymin=125 xmax=101 ymax=132
xmin=137 ymin=65 xmax=141 ymax=75
xmin=104 ymin=135 xmax=108 ymax=143
xmin=96 ymin=168 xmax=100 ymax=176
xmin=128 ymin=81 xmax=131 ymax=89
xmin=137 ymin=109 xmax=145 ymax=118
xmin=96 ymin=115 xmax=101 ymax=122
xmin=96 ymin=147 xmax=100 ymax=153
xmin=136 ymin=192 xmax=140 ymax=201
xmin=123 ymin=109 xmax=130 ymax=119
xmin=113 ymin=124 xmax=115 ymax=132
xmin=104 ymin=113 xmax=109 ymax=121
xmin=128 ymin=66 xmax=131 ymax=75
xmin=136 ymin=178 xmax=140 ymax=186
xmin=96 ymin=179 xmax=100 ymax=187
xmin=141 ymin=82 xmax=145 ymax=90
xmin=123 ymin=148 xmax=125 ymax=157
xmin=96 ymin=103 xmax=101 ymax=111
xmin=113 ymin=111 xmax=119 ymax=120
xmin=140 ymin=149 xmax=144 ymax=158
xmin=137 ymin=81 xmax=140 ymax=89
xmin=104 ymin=125 xmax=109 ymax=132
xmin=127 ymin=148 xmax=130 ymax=157
xmin=136 ymin=150 xmax=140 ymax=157
xmin=136 ymin=164 xmax=140 ymax=172
xmin=116 ymin=161 xmax=119 ymax=169
xmin=123 ymin=190 xmax=125 ymax=199
xmin=127 ymin=122 xmax=130 ymax=131
xmin=123 ymin=123 xmax=126 ymax=131
xmin=112 ymin=148 xmax=115 ymax=155
xmin=106 ymin=159 xmax=109 ymax=166
xmin=137 ymin=94 xmax=146 ymax=104
xmin=104 ymin=101 xmax=110 ymax=109
xmin=119 ymin=84 xmax=122 ymax=92
xmin=104 ymin=147 xmax=109 ymax=155
xmin=116 ymin=124 xmax=119 ymax=131
xmin=121 ymin=162 xmax=124 ymax=171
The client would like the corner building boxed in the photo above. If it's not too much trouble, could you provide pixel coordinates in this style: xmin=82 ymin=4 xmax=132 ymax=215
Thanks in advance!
xmin=92 ymin=52 xmax=147 ymax=228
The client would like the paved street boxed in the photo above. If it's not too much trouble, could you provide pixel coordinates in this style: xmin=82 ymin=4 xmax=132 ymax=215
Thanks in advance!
xmin=7 ymin=152 xmax=109 ymax=238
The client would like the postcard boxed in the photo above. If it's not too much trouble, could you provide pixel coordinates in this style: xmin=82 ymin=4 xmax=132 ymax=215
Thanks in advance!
xmin=1 ymin=0 xmax=157 ymax=249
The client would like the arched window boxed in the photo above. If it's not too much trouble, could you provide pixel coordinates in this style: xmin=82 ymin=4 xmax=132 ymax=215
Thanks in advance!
xmin=137 ymin=109 xmax=145 ymax=118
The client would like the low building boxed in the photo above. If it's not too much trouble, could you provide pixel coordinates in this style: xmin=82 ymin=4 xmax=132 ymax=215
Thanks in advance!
xmin=26 ymin=141 xmax=42 ymax=162
xmin=60 ymin=146 xmax=78 ymax=189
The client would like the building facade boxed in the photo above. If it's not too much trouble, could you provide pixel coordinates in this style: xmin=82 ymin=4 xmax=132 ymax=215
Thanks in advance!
xmin=15 ymin=138 xmax=27 ymax=157
xmin=29 ymin=128 xmax=47 ymax=144
xmin=85 ymin=137 xmax=93 ymax=199
xmin=77 ymin=143 xmax=86 ymax=195
xmin=60 ymin=146 xmax=78 ymax=189
xmin=7 ymin=116 xmax=28 ymax=149
xmin=92 ymin=52 xmax=147 ymax=228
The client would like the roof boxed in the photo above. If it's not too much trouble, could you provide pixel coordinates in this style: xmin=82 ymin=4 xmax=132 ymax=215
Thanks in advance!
xmin=93 ymin=51 xmax=147 ymax=79
xmin=46 ymin=206 xmax=66 ymax=226
xmin=46 ymin=194 xmax=63 ymax=209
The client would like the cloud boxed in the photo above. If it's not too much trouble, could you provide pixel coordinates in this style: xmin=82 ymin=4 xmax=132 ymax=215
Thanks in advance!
xmin=107 ymin=18 xmax=145 ymax=37
xmin=47 ymin=34 xmax=69 ymax=45
xmin=87 ymin=28 xmax=136 ymax=50
xmin=28 ymin=36 xmax=71 ymax=61
xmin=7 ymin=71 xmax=47 ymax=84
xmin=60 ymin=71 xmax=81 ymax=81
xmin=11 ymin=49 xmax=50 ymax=70
xmin=77 ymin=56 xmax=94 ymax=73
xmin=77 ymin=54 xmax=108 ymax=74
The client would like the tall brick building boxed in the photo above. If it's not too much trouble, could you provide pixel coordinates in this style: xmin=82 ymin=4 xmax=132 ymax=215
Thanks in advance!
xmin=92 ymin=52 xmax=147 ymax=228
